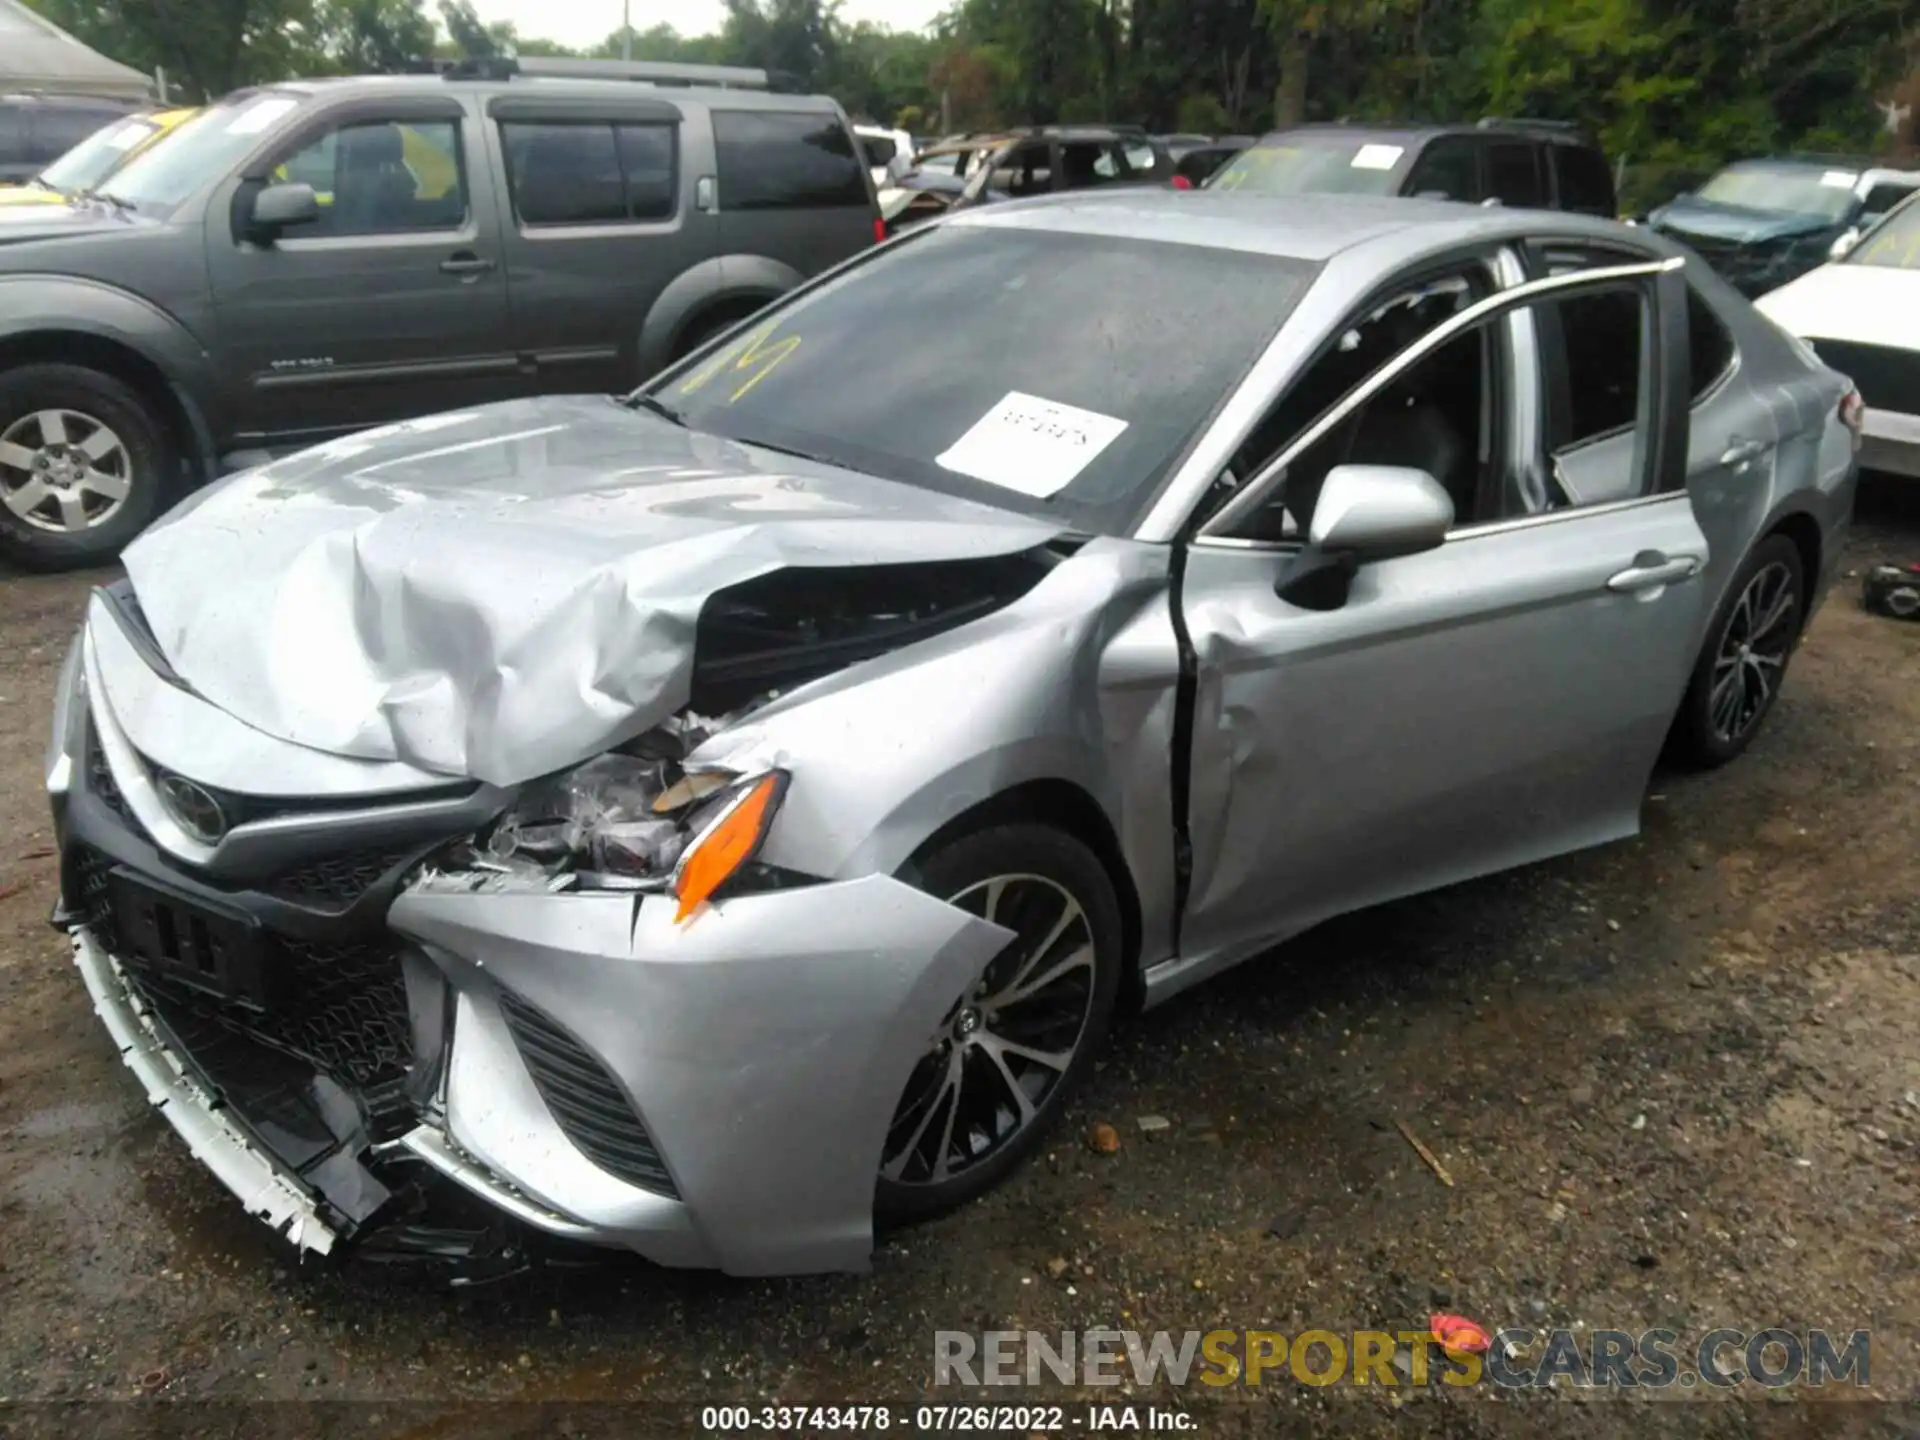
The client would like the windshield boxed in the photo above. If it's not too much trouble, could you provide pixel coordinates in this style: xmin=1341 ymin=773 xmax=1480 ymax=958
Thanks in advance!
xmin=1851 ymin=194 xmax=1920 ymax=269
xmin=1695 ymin=163 xmax=1858 ymax=221
xmin=97 ymin=92 xmax=305 ymax=213
xmin=649 ymin=225 xmax=1317 ymax=535
xmin=38 ymin=114 xmax=161 ymax=193
xmin=1206 ymin=135 xmax=1406 ymax=196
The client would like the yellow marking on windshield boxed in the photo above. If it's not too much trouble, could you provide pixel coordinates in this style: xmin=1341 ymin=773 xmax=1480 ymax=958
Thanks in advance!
xmin=678 ymin=323 xmax=802 ymax=404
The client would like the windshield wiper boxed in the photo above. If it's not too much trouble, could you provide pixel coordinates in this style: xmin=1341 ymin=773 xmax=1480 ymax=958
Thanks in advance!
xmin=731 ymin=433 xmax=847 ymax=470
xmin=80 ymin=189 xmax=135 ymax=215
xmin=623 ymin=391 xmax=685 ymax=426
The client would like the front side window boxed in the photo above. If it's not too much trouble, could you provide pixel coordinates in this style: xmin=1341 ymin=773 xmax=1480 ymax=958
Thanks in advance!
xmin=714 ymin=109 xmax=867 ymax=209
xmin=102 ymin=92 xmax=310 ymax=214
xmin=1852 ymin=193 xmax=1920 ymax=269
xmin=501 ymin=121 xmax=677 ymax=225
xmin=271 ymin=119 xmax=466 ymax=237
xmin=652 ymin=226 xmax=1318 ymax=536
xmin=1404 ymin=138 xmax=1480 ymax=202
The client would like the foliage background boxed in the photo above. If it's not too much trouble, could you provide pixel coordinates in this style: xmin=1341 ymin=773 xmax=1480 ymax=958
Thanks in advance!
xmin=24 ymin=0 xmax=1920 ymax=212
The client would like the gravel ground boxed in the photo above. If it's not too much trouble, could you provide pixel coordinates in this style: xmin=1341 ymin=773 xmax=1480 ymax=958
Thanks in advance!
xmin=0 ymin=480 xmax=1917 ymax=1440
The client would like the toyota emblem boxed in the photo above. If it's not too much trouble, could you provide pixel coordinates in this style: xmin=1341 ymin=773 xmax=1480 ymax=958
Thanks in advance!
xmin=157 ymin=774 xmax=228 ymax=844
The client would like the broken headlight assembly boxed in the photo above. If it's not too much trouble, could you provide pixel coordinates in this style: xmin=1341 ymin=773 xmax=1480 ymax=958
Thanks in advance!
xmin=467 ymin=714 xmax=793 ymax=921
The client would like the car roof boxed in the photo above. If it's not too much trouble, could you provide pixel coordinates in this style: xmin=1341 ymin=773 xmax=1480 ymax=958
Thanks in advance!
xmin=943 ymin=187 xmax=1637 ymax=263
xmin=1253 ymin=120 xmax=1596 ymax=147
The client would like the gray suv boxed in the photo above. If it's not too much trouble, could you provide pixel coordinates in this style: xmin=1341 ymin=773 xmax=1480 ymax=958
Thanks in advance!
xmin=0 ymin=58 xmax=880 ymax=570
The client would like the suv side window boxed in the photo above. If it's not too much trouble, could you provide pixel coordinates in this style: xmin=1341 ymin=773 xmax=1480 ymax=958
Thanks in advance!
xmin=1552 ymin=144 xmax=1615 ymax=215
xmin=1858 ymin=180 xmax=1914 ymax=224
xmin=501 ymin=121 xmax=678 ymax=224
xmin=30 ymin=106 xmax=119 ymax=166
xmin=1404 ymin=137 xmax=1479 ymax=202
xmin=1060 ymin=140 xmax=1123 ymax=187
xmin=1486 ymin=141 xmax=1545 ymax=208
xmin=713 ymin=109 xmax=867 ymax=209
xmin=273 ymin=119 xmax=467 ymax=237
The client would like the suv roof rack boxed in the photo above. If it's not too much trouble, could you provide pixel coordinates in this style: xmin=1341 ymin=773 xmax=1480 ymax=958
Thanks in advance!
xmin=1476 ymin=116 xmax=1581 ymax=134
xmin=443 ymin=56 xmax=775 ymax=90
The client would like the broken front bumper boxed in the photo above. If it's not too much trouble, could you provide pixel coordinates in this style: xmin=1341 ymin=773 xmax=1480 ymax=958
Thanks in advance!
xmin=387 ymin=875 xmax=1010 ymax=1274
xmin=66 ymin=869 xmax=1009 ymax=1275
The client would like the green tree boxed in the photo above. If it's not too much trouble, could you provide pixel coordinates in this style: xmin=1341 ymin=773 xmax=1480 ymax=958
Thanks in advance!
xmin=24 ymin=0 xmax=325 ymax=98
xmin=317 ymin=0 xmax=434 ymax=71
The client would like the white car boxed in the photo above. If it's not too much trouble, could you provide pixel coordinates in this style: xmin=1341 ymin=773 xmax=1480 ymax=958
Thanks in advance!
xmin=1757 ymin=189 xmax=1920 ymax=478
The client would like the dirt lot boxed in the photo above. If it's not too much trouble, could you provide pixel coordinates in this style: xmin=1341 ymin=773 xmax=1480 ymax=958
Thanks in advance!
xmin=0 ymin=482 xmax=1917 ymax=1439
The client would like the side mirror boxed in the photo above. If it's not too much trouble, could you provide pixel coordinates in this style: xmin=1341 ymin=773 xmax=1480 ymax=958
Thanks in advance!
xmin=1829 ymin=226 xmax=1861 ymax=261
xmin=1276 ymin=465 xmax=1455 ymax=610
xmin=247 ymin=181 xmax=319 ymax=241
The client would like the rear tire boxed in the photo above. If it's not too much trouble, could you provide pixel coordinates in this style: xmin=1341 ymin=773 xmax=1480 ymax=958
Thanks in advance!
xmin=1670 ymin=534 xmax=1805 ymax=768
xmin=875 ymin=823 xmax=1124 ymax=1225
xmin=0 ymin=364 xmax=174 ymax=572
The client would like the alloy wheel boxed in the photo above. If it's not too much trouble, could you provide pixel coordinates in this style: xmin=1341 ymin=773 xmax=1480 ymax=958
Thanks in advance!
xmin=0 ymin=409 xmax=134 ymax=533
xmin=880 ymin=874 xmax=1098 ymax=1186
xmin=1708 ymin=560 xmax=1798 ymax=745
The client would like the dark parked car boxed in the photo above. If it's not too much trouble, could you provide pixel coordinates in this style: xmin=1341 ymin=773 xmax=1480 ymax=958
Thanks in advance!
xmin=1207 ymin=117 xmax=1617 ymax=217
xmin=0 ymin=58 xmax=879 ymax=570
xmin=0 ymin=92 xmax=140 ymax=185
xmin=1645 ymin=156 xmax=1920 ymax=296
xmin=954 ymin=125 xmax=1174 ymax=206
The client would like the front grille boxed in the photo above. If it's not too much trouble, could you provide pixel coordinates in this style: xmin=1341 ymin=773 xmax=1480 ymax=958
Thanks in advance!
xmin=73 ymin=844 xmax=413 ymax=1093
xmin=267 ymin=847 xmax=419 ymax=911
xmin=496 ymin=990 xmax=677 ymax=1197
xmin=1808 ymin=339 xmax=1920 ymax=416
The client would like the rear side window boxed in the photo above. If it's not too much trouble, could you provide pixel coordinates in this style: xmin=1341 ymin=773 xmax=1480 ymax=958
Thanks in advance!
xmin=1859 ymin=180 xmax=1914 ymax=221
xmin=1552 ymin=145 xmax=1615 ymax=215
xmin=714 ymin=110 xmax=867 ymax=209
xmin=1487 ymin=141 xmax=1545 ymax=207
xmin=502 ymin=121 xmax=678 ymax=225
xmin=1687 ymin=286 xmax=1736 ymax=398
xmin=1547 ymin=290 xmax=1644 ymax=448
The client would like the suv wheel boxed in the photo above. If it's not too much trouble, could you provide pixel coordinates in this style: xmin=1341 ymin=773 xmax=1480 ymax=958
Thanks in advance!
xmin=0 ymin=364 xmax=174 ymax=571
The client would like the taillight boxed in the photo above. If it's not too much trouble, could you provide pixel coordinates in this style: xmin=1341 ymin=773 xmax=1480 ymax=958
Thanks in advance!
xmin=873 ymin=216 xmax=887 ymax=243
xmin=1171 ymin=174 xmax=1193 ymax=190
xmin=1840 ymin=387 xmax=1865 ymax=450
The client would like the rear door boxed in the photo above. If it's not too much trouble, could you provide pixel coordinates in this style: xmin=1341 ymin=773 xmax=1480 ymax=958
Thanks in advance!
xmin=712 ymin=105 xmax=875 ymax=280
xmin=209 ymin=95 xmax=516 ymax=446
xmin=488 ymin=94 xmax=709 ymax=397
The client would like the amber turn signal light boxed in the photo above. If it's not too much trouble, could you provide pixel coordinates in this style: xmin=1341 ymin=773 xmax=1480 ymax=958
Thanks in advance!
xmin=672 ymin=771 xmax=787 ymax=922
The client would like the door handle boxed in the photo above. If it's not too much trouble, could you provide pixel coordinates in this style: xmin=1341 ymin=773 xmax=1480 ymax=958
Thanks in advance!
xmin=1719 ymin=437 xmax=1768 ymax=468
xmin=1607 ymin=552 xmax=1702 ymax=593
xmin=439 ymin=253 xmax=496 ymax=279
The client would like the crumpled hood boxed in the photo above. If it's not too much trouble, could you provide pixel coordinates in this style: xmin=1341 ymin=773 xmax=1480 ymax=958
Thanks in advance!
xmin=123 ymin=397 xmax=1064 ymax=787
xmin=1650 ymin=195 xmax=1836 ymax=246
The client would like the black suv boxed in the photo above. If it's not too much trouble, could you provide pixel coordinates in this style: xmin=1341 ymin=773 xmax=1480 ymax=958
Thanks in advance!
xmin=1206 ymin=117 xmax=1617 ymax=216
xmin=0 ymin=58 xmax=879 ymax=570
xmin=0 ymin=92 xmax=140 ymax=185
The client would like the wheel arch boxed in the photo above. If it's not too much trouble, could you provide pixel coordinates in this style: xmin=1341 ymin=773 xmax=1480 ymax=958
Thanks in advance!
xmin=902 ymin=779 xmax=1148 ymax=1015
xmin=1764 ymin=508 xmax=1823 ymax=611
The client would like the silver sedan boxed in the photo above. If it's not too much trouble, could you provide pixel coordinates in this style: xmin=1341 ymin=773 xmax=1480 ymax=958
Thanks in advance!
xmin=50 ymin=191 xmax=1858 ymax=1275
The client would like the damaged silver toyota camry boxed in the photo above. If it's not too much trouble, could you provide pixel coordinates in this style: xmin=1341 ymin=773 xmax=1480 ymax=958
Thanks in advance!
xmin=50 ymin=192 xmax=1857 ymax=1275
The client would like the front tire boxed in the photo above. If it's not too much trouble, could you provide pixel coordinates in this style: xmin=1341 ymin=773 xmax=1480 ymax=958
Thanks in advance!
xmin=0 ymin=364 xmax=174 ymax=571
xmin=876 ymin=823 xmax=1124 ymax=1224
xmin=1671 ymin=534 xmax=1805 ymax=767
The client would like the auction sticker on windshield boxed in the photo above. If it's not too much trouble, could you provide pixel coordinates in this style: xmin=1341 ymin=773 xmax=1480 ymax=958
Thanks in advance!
xmin=1351 ymin=143 xmax=1404 ymax=170
xmin=936 ymin=392 xmax=1128 ymax=497
xmin=227 ymin=97 xmax=299 ymax=136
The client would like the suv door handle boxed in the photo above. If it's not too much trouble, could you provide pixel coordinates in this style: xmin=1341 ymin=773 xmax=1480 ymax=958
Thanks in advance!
xmin=439 ymin=253 xmax=496 ymax=279
xmin=1607 ymin=552 xmax=1701 ymax=593
xmin=1720 ymin=437 xmax=1769 ymax=468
